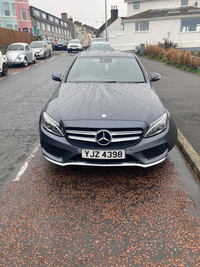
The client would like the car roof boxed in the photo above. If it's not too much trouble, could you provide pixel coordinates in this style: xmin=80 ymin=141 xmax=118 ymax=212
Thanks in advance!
xmin=77 ymin=50 xmax=135 ymax=58
xmin=9 ymin=43 xmax=28 ymax=45
xmin=31 ymin=41 xmax=45 ymax=43
xmin=90 ymin=42 xmax=111 ymax=45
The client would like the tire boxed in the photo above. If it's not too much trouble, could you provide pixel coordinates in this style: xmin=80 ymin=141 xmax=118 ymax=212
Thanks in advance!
xmin=33 ymin=55 xmax=37 ymax=63
xmin=49 ymin=51 xmax=51 ymax=57
xmin=168 ymin=117 xmax=178 ymax=151
xmin=44 ymin=52 xmax=47 ymax=59
xmin=1 ymin=63 xmax=8 ymax=76
xmin=23 ymin=58 xmax=28 ymax=67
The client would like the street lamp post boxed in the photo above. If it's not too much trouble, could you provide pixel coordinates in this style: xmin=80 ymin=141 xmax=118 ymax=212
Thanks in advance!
xmin=105 ymin=0 xmax=108 ymax=41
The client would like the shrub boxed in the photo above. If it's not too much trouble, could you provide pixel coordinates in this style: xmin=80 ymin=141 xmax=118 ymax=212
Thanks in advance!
xmin=158 ymin=38 xmax=178 ymax=50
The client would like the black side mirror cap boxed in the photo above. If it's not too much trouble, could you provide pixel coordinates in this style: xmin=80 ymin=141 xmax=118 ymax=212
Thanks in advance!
xmin=52 ymin=72 xmax=62 ymax=82
xmin=150 ymin=72 xmax=161 ymax=82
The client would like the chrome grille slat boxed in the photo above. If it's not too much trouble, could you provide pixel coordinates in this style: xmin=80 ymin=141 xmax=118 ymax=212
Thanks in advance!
xmin=67 ymin=130 xmax=96 ymax=135
xmin=65 ymin=128 xmax=144 ymax=147
xmin=112 ymin=136 xmax=140 ymax=142
xmin=68 ymin=135 xmax=95 ymax=142
xmin=112 ymin=131 xmax=143 ymax=136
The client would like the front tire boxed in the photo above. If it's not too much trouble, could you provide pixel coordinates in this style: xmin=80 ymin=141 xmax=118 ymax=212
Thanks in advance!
xmin=168 ymin=117 xmax=178 ymax=151
xmin=23 ymin=58 xmax=28 ymax=67
xmin=49 ymin=51 xmax=51 ymax=57
xmin=33 ymin=55 xmax=37 ymax=63
xmin=2 ymin=63 xmax=8 ymax=76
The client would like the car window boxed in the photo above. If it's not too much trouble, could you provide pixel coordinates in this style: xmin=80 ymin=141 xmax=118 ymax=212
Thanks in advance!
xmin=8 ymin=45 xmax=24 ymax=51
xmin=66 ymin=57 xmax=145 ymax=83
xmin=69 ymin=40 xmax=80 ymax=44
xmin=30 ymin=42 xmax=44 ymax=48
xmin=90 ymin=43 xmax=112 ymax=51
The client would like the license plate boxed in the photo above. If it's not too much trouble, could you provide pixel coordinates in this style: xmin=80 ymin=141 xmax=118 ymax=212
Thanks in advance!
xmin=82 ymin=149 xmax=125 ymax=160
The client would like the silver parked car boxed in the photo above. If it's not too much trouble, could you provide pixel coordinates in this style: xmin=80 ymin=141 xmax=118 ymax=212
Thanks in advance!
xmin=0 ymin=50 xmax=8 ymax=76
xmin=6 ymin=43 xmax=37 ymax=67
xmin=30 ymin=41 xmax=51 ymax=59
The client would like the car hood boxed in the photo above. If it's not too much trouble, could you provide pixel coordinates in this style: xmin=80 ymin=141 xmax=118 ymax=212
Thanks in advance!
xmin=46 ymin=83 xmax=165 ymax=124
xmin=6 ymin=51 xmax=24 ymax=60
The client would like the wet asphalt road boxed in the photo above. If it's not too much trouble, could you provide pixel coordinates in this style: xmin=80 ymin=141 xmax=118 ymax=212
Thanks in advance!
xmin=0 ymin=53 xmax=200 ymax=266
xmin=139 ymin=56 xmax=200 ymax=158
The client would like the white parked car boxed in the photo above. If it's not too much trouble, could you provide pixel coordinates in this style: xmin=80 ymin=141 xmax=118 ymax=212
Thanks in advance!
xmin=0 ymin=51 xmax=8 ymax=76
xmin=30 ymin=41 xmax=51 ymax=59
xmin=6 ymin=43 xmax=37 ymax=67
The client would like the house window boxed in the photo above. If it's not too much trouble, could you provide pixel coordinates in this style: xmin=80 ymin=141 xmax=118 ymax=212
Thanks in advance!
xmin=41 ymin=13 xmax=46 ymax=19
xmin=37 ymin=21 xmax=41 ymax=29
xmin=55 ymin=27 xmax=58 ymax=33
xmin=49 ymin=16 xmax=54 ymax=22
xmin=12 ymin=3 xmax=16 ymax=16
xmin=41 ymin=23 xmax=46 ymax=30
xmin=7 ymin=24 xmax=12 ymax=29
xmin=61 ymin=21 xmax=63 ymax=25
xmin=27 ymin=9 xmax=30 ymax=20
xmin=181 ymin=0 xmax=188 ymax=5
xmin=23 ymin=28 xmax=28 ymax=32
xmin=3 ymin=3 xmax=10 ymax=16
xmin=64 ymin=22 xmax=67 ymax=27
xmin=47 ymin=24 xmax=50 ymax=31
xmin=20 ymin=9 xmax=26 ymax=20
xmin=52 ymin=26 xmax=55 ymax=32
xmin=55 ymin=18 xmax=59 ymax=24
xmin=15 ymin=25 xmax=18 ymax=30
xmin=180 ymin=18 xmax=200 ymax=31
xmin=64 ymin=30 xmax=67 ymax=35
xmin=133 ymin=2 xmax=140 ymax=9
xmin=135 ymin=21 xmax=149 ymax=31
xmin=33 ymin=9 xmax=40 ymax=16
xmin=19 ymin=0 xmax=24 ymax=2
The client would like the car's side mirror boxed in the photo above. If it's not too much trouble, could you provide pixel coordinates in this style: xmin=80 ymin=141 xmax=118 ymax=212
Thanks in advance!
xmin=150 ymin=72 xmax=161 ymax=82
xmin=52 ymin=72 xmax=62 ymax=82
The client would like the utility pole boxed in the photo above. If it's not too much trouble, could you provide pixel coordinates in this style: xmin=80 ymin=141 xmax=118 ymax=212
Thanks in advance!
xmin=105 ymin=0 xmax=108 ymax=41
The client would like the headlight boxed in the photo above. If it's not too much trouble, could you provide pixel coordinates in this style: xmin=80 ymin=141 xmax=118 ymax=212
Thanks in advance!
xmin=17 ymin=56 xmax=22 ymax=60
xmin=41 ymin=111 xmax=64 ymax=137
xmin=145 ymin=112 xmax=168 ymax=138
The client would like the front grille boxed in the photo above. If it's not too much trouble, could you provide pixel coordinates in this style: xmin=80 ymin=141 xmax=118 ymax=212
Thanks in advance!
xmin=65 ymin=127 xmax=144 ymax=148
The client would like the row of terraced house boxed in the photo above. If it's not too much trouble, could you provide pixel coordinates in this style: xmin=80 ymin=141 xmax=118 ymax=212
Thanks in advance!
xmin=0 ymin=0 xmax=96 ymax=47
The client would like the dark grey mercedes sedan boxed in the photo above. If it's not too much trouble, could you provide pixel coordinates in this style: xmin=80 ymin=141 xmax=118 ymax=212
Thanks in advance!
xmin=39 ymin=51 xmax=177 ymax=167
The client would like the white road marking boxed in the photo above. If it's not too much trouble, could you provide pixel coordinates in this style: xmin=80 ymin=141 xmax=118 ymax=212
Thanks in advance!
xmin=48 ymin=57 xmax=56 ymax=62
xmin=12 ymin=144 xmax=40 ymax=182
xmin=11 ymin=72 xmax=20 ymax=75
xmin=24 ymin=67 xmax=31 ymax=70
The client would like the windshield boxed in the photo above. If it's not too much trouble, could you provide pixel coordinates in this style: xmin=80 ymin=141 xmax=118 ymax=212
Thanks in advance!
xmin=90 ymin=43 xmax=112 ymax=51
xmin=57 ymin=40 xmax=66 ymax=44
xmin=66 ymin=57 xmax=145 ymax=83
xmin=91 ymin=39 xmax=106 ymax=44
xmin=30 ymin=42 xmax=43 ymax=48
xmin=8 ymin=45 xmax=24 ymax=51
xmin=69 ymin=40 xmax=80 ymax=44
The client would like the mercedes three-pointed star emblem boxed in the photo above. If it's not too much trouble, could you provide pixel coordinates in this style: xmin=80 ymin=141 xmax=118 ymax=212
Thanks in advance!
xmin=96 ymin=130 xmax=112 ymax=146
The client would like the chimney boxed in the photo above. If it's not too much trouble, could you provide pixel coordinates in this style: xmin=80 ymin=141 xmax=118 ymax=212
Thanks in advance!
xmin=69 ymin=16 xmax=73 ymax=22
xmin=111 ymin=6 xmax=118 ymax=20
xmin=61 ymin=13 xmax=68 ymax=21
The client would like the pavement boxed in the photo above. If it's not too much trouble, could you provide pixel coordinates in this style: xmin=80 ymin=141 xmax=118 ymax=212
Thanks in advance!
xmin=139 ymin=56 xmax=200 ymax=180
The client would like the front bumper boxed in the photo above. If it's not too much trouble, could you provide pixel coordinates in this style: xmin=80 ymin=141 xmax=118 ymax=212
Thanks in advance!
xmin=40 ymin=124 xmax=169 ymax=168
xmin=68 ymin=47 xmax=82 ymax=52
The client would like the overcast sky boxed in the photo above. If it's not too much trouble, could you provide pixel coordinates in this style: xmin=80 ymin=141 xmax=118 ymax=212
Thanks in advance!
xmin=28 ymin=0 xmax=127 ymax=28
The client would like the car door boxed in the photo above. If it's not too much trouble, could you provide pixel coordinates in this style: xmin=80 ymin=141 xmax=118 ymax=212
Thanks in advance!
xmin=44 ymin=42 xmax=49 ymax=55
xmin=25 ymin=45 xmax=33 ymax=62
